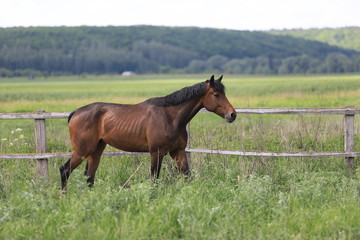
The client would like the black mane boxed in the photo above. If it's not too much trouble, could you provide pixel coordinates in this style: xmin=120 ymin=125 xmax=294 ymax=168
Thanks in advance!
xmin=146 ymin=80 xmax=225 ymax=107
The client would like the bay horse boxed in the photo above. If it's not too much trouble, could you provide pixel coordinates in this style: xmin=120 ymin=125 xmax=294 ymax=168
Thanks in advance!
xmin=60 ymin=75 xmax=236 ymax=190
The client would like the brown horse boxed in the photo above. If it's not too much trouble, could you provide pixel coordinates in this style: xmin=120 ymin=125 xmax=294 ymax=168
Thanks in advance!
xmin=60 ymin=75 xmax=236 ymax=189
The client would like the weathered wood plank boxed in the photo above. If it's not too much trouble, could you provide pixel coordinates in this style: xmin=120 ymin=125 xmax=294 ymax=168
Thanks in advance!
xmin=186 ymin=123 xmax=191 ymax=166
xmin=34 ymin=110 xmax=49 ymax=180
xmin=200 ymin=108 xmax=360 ymax=115
xmin=2 ymin=149 xmax=359 ymax=160
xmin=344 ymin=114 xmax=355 ymax=169
xmin=185 ymin=148 xmax=360 ymax=158
xmin=0 ymin=153 xmax=72 ymax=159
xmin=0 ymin=151 xmax=148 ymax=160
xmin=2 ymin=107 xmax=360 ymax=120
xmin=0 ymin=112 xmax=71 ymax=120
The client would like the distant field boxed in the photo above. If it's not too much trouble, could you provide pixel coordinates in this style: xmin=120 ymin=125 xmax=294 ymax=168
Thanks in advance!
xmin=1 ymin=74 xmax=360 ymax=239
xmin=1 ymin=74 xmax=360 ymax=113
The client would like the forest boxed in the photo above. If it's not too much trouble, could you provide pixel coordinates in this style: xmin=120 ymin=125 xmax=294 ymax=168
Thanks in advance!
xmin=0 ymin=26 xmax=359 ymax=76
xmin=270 ymin=27 xmax=360 ymax=52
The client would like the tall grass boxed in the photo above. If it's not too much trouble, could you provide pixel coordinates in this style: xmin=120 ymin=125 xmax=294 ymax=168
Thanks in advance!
xmin=1 ymin=74 xmax=360 ymax=239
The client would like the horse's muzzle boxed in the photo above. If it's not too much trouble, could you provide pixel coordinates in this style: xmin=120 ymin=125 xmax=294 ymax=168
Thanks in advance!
xmin=225 ymin=112 xmax=237 ymax=123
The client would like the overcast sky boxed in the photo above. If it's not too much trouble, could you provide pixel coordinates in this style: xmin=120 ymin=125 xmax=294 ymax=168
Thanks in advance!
xmin=1 ymin=0 xmax=359 ymax=30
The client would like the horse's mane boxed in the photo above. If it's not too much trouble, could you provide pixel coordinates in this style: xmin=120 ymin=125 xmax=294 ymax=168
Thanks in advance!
xmin=146 ymin=80 xmax=225 ymax=107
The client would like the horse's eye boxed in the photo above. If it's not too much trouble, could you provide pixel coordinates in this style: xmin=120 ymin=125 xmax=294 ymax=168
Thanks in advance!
xmin=214 ymin=93 xmax=220 ymax=97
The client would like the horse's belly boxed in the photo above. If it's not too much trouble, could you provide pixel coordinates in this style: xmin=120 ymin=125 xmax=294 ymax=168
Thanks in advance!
xmin=102 ymin=131 xmax=149 ymax=152
xmin=109 ymin=140 xmax=149 ymax=152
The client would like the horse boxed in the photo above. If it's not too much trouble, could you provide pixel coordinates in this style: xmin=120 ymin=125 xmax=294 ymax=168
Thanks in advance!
xmin=60 ymin=75 xmax=236 ymax=190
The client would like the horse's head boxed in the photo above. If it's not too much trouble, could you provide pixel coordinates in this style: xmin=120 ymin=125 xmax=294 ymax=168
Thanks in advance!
xmin=203 ymin=75 xmax=237 ymax=123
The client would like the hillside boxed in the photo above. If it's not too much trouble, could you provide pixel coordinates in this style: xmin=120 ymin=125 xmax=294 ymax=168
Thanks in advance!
xmin=269 ymin=27 xmax=360 ymax=51
xmin=0 ymin=26 xmax=359 ymax=76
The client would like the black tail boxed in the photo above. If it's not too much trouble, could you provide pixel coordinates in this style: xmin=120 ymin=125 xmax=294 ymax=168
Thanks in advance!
xmin=68 ymin=111 xmax=76 ymax=124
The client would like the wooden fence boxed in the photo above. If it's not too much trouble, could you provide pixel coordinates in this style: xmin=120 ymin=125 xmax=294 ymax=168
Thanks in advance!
xmin=0 ymin=107 xmax=359 ymax=179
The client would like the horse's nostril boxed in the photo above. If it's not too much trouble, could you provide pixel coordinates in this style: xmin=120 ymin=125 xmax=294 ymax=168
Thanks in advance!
xmin=231 ymin=112 xmax=237 ymax=119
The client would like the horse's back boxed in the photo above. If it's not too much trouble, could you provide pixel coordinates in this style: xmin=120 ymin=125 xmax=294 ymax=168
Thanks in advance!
xmin=69 ymin=102 xmax=152 ymax=152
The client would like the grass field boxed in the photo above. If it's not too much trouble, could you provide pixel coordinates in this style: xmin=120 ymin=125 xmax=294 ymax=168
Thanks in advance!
xmin=1 ymin=74 xmax=360 ymax=239
xmin=2 ymin=74 xmax=360 ymax=113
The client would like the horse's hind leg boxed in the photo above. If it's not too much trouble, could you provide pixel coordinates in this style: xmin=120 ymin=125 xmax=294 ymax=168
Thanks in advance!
xmin=60 ymin=152 xmax=83 ymax=190
xmin=86 ymin=140 xmax=106 ymax=187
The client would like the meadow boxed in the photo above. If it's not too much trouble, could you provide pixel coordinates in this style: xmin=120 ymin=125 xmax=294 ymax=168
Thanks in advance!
xmin=1 ymin=74 xmax=360 ymax=239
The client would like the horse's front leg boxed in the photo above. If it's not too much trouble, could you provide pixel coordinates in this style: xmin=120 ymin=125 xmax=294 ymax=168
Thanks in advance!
xmin=150 ymin=151 xmax=165 ymax=179
xmin=170 ymin=149 xmax=190 ymax=176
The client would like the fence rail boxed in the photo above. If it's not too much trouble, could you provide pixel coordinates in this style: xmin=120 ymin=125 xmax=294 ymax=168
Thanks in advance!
xmin=1 ymin=107 xmax=358 ymax=179
xmin=2 ymin=107 xmax=360 ymax=119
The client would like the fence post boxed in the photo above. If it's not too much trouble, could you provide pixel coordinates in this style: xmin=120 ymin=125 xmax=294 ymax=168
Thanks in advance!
xmin=34 ymin=110 xmax=49 ymax=181
xmin=344 ymin=106 xmax=355 ymax=170
xmin=186 ymin=123 xmax=191 ymax=166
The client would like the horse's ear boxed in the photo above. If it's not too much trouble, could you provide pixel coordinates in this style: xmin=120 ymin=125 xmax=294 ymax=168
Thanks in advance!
xmin=209 ymin=75 xmax=215 ymax=86
xmin=217 ymin=75 xmax=223 ymax=82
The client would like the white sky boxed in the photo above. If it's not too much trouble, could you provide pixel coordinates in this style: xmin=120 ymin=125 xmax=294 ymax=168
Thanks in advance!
xmin=0 ymin=0 xmax=359 ymax=30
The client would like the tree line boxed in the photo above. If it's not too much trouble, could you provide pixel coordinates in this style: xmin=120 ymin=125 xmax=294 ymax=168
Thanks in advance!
xmin=186 ymin=53 xmax=360 ymax=74
xmin=0 ymin=26 xmax=359 ymax=77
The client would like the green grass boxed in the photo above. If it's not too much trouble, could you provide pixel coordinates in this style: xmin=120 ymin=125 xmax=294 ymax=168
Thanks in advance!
xmin=1 ymin=74 xmax=360 ymax=239
xmin=1 ymin=74 xmax=360 ymax=112
xmin=1 ymin=156 xmax=359 ymax=239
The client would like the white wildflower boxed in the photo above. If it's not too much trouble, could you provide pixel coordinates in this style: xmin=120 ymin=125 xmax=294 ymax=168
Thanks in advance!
xmin=14 ymin=138 xmax=18 ymax=142
xmin=19 ymin=135 xmax=25 ymax=139
xmin=15 ymin=128 xmax=23 ymax=132
xmin=209 ymin=206 xmax=221 ymax=215
xmin=1 ymin=138 xmax=7 ymax=141
xmin=11 ymin=131 xmax=14 ymax=134
xmin=9 ymin=143 xmax=14 ymax=146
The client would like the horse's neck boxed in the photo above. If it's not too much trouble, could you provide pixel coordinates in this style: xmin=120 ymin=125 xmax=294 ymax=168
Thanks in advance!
xmin=168 ymin=97 xmax=204 ymax=127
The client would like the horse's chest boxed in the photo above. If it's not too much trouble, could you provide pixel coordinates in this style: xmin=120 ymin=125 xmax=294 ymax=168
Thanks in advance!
xmin=149 ymin=126 xmax=186 ymax=147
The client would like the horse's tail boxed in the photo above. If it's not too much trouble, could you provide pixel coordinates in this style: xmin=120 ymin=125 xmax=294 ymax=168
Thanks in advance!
xmin=68 ymin=111 xmax=76 ymax=124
